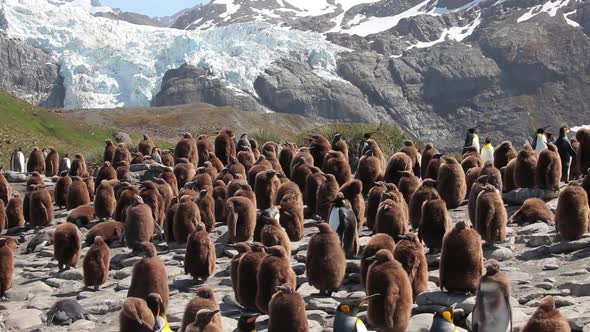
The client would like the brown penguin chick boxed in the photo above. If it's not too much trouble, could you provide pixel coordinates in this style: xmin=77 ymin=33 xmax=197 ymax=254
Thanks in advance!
xmin=360 ymin=233 xmax=396 ymax=290
xmin=44 ymin=148 xmax=59 ymax=177
xmin=23 ymin=187 xmax=32 ymax=224
xmin=0 ymin=170 xmax=10 ymax=206
xmin=128 ymin=242 xmax=169 ymax=309
xmin=115 ymin=161 xmax=130 ymax=180
xmin=185 ymin=223 xmax=216 ymax=281
xmin=181 ymin=287 xmax=222 ymax=331
xmin=237 ymin=147 xmax=255 ymax=173
xmin=82 ymin=172 xmax=95 ymax=201
xmin=237 ymin=243 xmax=267 ymax=311
xmin=522 ymin=296 xmax=571 ymax=332
xmin=131 ymin=152 xmax=145 ymax=165
xmin=30 ymin=185 xmax=54 ymax=227
xmin=478 ymin=161 xmax=503 ymax=192
xmin=535 ymin=143 xmax=562 ymax=190
xmin=366 ymin=249 xmax=413 ymax=332
xmin=119 ymin=297 xmax=155 ymax=332
xmin=175 ymin=158 xmax=197 ymax=189
xmin=256 ymin=246 xmax=296 ymax=314
xmin=366 ymin=182 xmax=389 ymax=230
xmin=26 ymin=171 xmax=44 ymax=187
xmin=437 ymin=157 xmax=467 ymax=209
xmin=375 ymin=194 xmax=409 ymax=238
xmin=260 ymin=215 xmax=292 ymax=258
xmin=473 ymin=259 xmax=511 ymax=331
xmin=255 ymin=169 xmax=280 ymax=210
xmin=196 ymin=134 xmax=214 ymax=167
xmin=184 ymin=309 xmax=223 ymax=332
xmin=274 ymin=180 xmax=302 ymax=208
xmin=226 ymin=196 xmax=256 ymax=243
xmin=425 ymin=153 xmax=443 ymax=180
xmin=418 ymin=199 xmax=451 ymax=254
xmin=268 ymin=284 xmax=308 ymax=332
xmin=263 ymin=151 xmax=283 ymax=174
xmin=322 ymin=150 xmax=351 ymax=186
xmin=0 ymin=238 xmax=14 ymax=298
xmin=355 ymin=150 xmax=384 ymax=196
xmin=393 ymin=233 xmax=428 ymax=301
xmin=461 ymin=154 xmax=483 ymax=174
xmin=140 ymin=181 xmax=165 ymax=229
xmin=138 ymin=134 xmax=154 ymax=156
xmin=494 ymin=141 xmax=517 ymax=170
xmin=384 ymin=152 xmax=413 ymax=185
xmin=53 ymin=222 xmax=81 ymax=270
xmin=159 ymin=170 xmax=179 ymax=197
xmin=126 ymin=195 xmax=156 ymax=250
xmin=332 ymin=134 xmax=349 ymax=159
xmin=66 ymin=205 xmax=95 ymax=226
xmin=303 ymin=167 xmax=324 ymax=216
xmin=160 ymin=150 xmax=175 ymax=167
xmin=315 ymin=174 xmax=340 ymax=221
xmin=249 ymin=138 xmax=261 ymax=159
xmin=278 ymin=142 xmax=297 ymax=179
xmin=420 ymin=143 xmax=439 ymax=179
xmin=163 ymin=198 xmax=179 ymax=243
xmin=154 ymin=178 xmax=174 ymax=212
xmin=6 ymin=194 xmax=25 ymax=228
xmin=400 ymin=140 xmax=421 ymax=176
xmin=398 ymin=171 xmax=421 ymax=206
xmin=361 ymin=139 xmax=387 ymax=171
xmin=214 ymin=167 xmax=239 ymax=185
xmin=502 ymin=159 xmax=517 ymax=193
xmin=27 ymin=147 xmax=45 ymax=174
xmin=306 ymin=223 xmax=346 ymax=296
xmin=475 ymin=184 xmax=508 ymax=244
xmin=468 ymin=175 xmax=491 ymax=224
xmin=69 ymin=153 xmax=87 ymax=177
xmin=339 ymin=179 xmax=365 ymax=228
xmin=212 ymin=181 xmax=227 ymax=221
xmin=309 ymin=134 xmax=331 ymax=168
xmin=514 ymin=144 xmax=538 ymax=188
xmin=0 ymin=204 xmax=5 ymax=234
xmin=95 ymin=161 xmax=117 ymax=186
xmin=214 ymin=128 xmax=236 ymax=166
xmin=175 ymin=133 xmax=199 ymax=166
xmin=439 ymin=221 xmax=483 ymax=293
xmin=86 ymin=221 xmax=123 ymax=245
xmin=289 ymin=156 xmax=313 ymax=193
xmin=465 ymin=166 xmax=482 ymax=197
xmin=278 ymin=193 xmax=305 ymax=242
xmin=291 ymin=147 xmax=314 ymax=172
xmin=66 ymin=176 xmax=90 ymax=211
xmin=113 ymin=144 xmax=132 ymax=166
xmin=556 ymin=182 xmax=589 ymax=241
xmin=103 ymin=139 xmax=115 ymax=162
xmin=114 ymin=184 xmax=140 ymax=222
xmin=227 ymin=156 xmax=247 ymax=178
xmin=230 ymin=242 xmax=251 ymax=295
xmin=173 ymin=196 xmax=200 ymax=245
xmin=83 ymin=236 xmax=111 ymax=290
xmin=510 ymin=198 xmax=555 ymax=225
xmin=576 ymin=127 xmax=590 ymax=176
xmin=207 ymin=152 xmax=224 ymax=173
xmin=195 ymin=189 xmax=215 ymax=232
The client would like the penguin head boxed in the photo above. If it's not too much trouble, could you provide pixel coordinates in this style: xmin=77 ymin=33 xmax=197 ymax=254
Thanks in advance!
xmin=366 ymin=249 xmax=394 ymax=264
xmin=332 ymin=193 xmax=347 ymax=207
xmin=146 ymin=293 xmax=165 ymax=319
xmin=337 ymin=293 xmax=381 ymax=316
xmin=195 ymin=286 xmax=216 ymax=300
xmin=194 ymin=309 xmax=221 ymax=327
xmin=237 ymin=312 xmax=260 ymax=332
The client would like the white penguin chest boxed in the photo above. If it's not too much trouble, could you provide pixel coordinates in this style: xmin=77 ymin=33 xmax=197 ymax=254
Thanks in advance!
xmin=329 ymin=208 xmax=341 ymax=232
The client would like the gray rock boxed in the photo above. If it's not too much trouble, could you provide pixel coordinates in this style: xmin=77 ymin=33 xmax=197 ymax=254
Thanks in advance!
xmin=5 ymin=308 xmax=43 ymax=330
xmin=407 ymin=313 xmax=434 ymax=332
xmin=112 ymin=132 xmax=133 ymax=146
xmin=78 ymin=293 xmax=125 ymax=314
xmin=484 ymin=246 xmax=514 ymax=261
xmin=54 ymin=269 xmax=84 ymax=280
xmin=306 ymin=297 xmax=340 ymax=314
xmin=559 ymin=277 xmax=590 ymax=296
xmin=2 ymin=171 xmax=27 ymax=183
xmin=415 ymin=291 xmax=475 ymax=314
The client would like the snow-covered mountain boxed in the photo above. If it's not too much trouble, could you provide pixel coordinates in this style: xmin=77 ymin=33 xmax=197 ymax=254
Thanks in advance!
xmin=0 ymin=0 xmax=589 ymax=149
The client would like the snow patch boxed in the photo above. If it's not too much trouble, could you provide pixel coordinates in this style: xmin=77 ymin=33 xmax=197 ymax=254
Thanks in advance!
xmin=564 ymin=10 xmax=581 ymax=27
xmin=570 ymin=125 xmax=590 ymax=132
xmin=407 ymin=12 xmax=481 ymax=49
xmin=517 ymin=0 xmax=572 ymax=23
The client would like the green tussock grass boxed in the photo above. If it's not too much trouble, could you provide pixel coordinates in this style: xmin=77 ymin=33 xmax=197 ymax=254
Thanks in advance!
xmin=0 ymin=91 xmax=112 ymax=166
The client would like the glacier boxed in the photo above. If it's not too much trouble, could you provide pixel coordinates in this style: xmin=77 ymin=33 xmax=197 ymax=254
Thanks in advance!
xmin=1 ymin=0 xmax=346 ymax=109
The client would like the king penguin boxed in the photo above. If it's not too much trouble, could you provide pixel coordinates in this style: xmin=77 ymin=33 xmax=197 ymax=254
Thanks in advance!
xmin=328 ymin=193 xmax=359 ymax=258
xmin=472 ymin=260 xmax=512 ymax=332
xmin=10 ymin=148 xmax=25 ymax=173
xmin=147 ymin=293 xmax=173 ymax=332
xmin=481 ymin=137 xmax=495 ymax=165
xmin=429 ymin=307 xmax=458 ymax=332
xmin=333 ymin=294 xmax=380 ymax=332
xmin=534 ymin=127 xmax=550 ymax=153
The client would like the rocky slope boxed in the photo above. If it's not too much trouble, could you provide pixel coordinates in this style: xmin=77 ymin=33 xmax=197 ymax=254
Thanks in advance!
xmin=2 ymin=178 xmax=590 ymax=331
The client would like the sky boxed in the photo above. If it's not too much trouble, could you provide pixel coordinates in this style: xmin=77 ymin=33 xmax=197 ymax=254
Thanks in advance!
xmin=100 ymin=0 xmax=207 ymax=17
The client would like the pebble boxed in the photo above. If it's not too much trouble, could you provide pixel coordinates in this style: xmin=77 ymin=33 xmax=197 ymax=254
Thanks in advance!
xmin=544 ymin=263 xmax=559 ymax=270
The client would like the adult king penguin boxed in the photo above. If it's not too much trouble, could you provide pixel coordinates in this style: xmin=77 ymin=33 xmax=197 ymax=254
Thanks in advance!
xmin=429 ymin=307 xmax=459 ymax=332
xmin=333 ymin=294 xmax=380 ymax=332
xmin=463 ymin=127 xmax=480 ymax=154
xmin=533 ymin=127 xmax=550 ymax=153
xmin=328 ymin=193 xmax=359 ymax=258
xmin=480 ymin=137 xmax=494 ymax=164
xmin=10 ymin=148 xmax=25 ymax=172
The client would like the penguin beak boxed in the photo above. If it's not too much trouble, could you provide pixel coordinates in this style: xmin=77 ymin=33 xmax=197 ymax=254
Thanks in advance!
xmin=359 ymin=293 xmax=381 ymax=306
xmin=365 ymin=255 xmax=377 ymax=263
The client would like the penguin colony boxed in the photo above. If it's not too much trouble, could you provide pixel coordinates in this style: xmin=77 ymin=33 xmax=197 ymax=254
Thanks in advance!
xmin=0 ymin=127 xmax=587 ymax=332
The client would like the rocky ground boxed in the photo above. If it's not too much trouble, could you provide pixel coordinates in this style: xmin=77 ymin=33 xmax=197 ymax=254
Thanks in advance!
xmin=1 ymin=179 xmax=590 ymax=332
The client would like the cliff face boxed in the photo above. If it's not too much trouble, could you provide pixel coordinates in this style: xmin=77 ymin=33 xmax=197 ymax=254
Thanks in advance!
xmin=0 ymin=32 xmax=64 ymax=108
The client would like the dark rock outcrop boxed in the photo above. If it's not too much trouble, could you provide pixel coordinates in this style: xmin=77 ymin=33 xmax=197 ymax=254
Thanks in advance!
xmin=0 ymin=32 xmax=64 ymax=108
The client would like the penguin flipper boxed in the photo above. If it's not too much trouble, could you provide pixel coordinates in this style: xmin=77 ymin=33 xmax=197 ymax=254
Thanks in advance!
xmin=384 ymin=289 xmax=398 ymax=328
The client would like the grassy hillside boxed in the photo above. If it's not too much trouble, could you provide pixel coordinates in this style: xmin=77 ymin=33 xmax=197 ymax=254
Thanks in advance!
xmin=0 ymin=91 xmax=112 ymax=166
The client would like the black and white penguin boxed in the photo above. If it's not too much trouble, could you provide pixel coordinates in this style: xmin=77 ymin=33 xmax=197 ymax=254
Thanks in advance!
xmin=429 ymin=307 xmax=458 ymax=332
xmin=10 ymin=148 xmax=25 ymax=173
xmin=328 ymin=193 xmax=359 ymax=258
xmin=333 ymin=294 xmax=381 ymax=332
xmin=236 ymin=134 xmax=252 ymax=152
xmin=59 ymin=154 xmax=71 ymax=174
xmin=46 ymin=299 xmax=88 ymax=326
xmin=472 ymin=260 xmax=512 ymax=332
